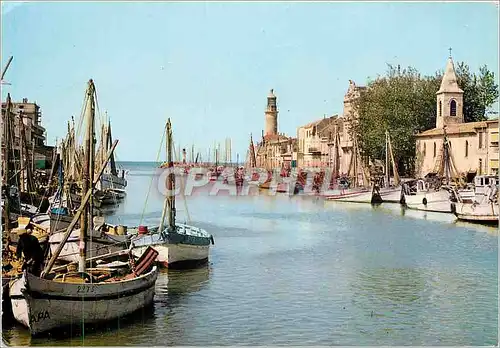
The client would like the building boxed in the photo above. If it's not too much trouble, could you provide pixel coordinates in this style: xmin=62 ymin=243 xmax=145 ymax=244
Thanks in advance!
xmin=254 ymin=89 xmax=297 ymax=169
xmin=297 ymin=116 xmax=337 ymax=167
xmin=415 ymin=55 xmax=499 ymax=178
xmin=1 ymin=97 xmax=53 ymax=173
xmin=296 ymin=80 xmax=366 ymax=170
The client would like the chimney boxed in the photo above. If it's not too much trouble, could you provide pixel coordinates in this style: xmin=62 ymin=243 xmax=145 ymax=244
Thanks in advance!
xmin=22 ymin=98 xmax=28 ymax=103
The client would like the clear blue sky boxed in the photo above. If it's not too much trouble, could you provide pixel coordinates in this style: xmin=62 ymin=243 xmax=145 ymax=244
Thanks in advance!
xmin=1 ymin=1 xmax=499 ymax=162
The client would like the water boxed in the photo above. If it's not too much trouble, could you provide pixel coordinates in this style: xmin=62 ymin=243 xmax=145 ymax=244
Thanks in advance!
xmin=3 ymin=162 xmax=498 ymax=346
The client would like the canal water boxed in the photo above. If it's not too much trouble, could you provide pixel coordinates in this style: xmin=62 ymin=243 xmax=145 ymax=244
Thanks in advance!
xmin=2 ymin=162 xmax=498 ymax=346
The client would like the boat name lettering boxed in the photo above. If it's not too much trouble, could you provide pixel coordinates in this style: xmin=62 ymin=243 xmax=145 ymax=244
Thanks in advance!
xmin=77 ymin=285 xmax=95 ymax=293
xmin=31 ymin=310 xmax=50 ymax=323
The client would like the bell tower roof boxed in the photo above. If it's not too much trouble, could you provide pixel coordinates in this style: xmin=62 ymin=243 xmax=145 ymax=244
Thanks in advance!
xmin=437 ymin=53 xmax=464 ymax=95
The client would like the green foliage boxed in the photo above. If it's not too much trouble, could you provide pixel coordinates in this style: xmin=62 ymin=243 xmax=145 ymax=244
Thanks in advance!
xmin=352 ymin=62 xmax=499 ymax=176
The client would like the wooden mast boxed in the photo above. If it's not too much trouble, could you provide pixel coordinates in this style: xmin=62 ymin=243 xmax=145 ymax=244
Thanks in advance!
xmin=249 ymin=133 xmax=256 ymax=168
xmin=385 ymin=130 xmax=390 ymax=188
xmin=387 ymin=131 xmax=400 ymax=186
xmin=3 ymin=93 xmax=13 ymax=234
xmin=79 ymin=79 xmax=95 ymax=273
xmin=333 ymin=125 xmax=340 ymax=179
xmin=159 ymin=119 xmax=176 ymax=232
xmin=166 ymin=119 xmax=176 ymax=230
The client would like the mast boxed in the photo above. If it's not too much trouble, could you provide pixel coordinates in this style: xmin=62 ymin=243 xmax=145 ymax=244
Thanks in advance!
xmin=166 ymin=119 xmax=176 ymax=230
xmin=249 ymin=133 xmax=256 ymax=168
xmin=159 ymin=119 xmax=176 ymax=232
xmin=333 ymin=125 xmax=340 ymax=179
xmin=107 ymin=120 xmax=117 ymax=176
xmin=387 ymin=132 xmax=400 ymax=186
xmin=2 ymin=94 xmax=13 ymax=234
xmin=385 ymin=130 xmax=390 ymax=188
xmin=79 ymin=79 xmax=95 ymax=273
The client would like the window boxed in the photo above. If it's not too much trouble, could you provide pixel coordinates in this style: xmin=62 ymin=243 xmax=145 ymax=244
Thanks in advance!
xmin=479 ymin=131 xmax=483 ymax=149
xmin=450 ymin=100 xmax=457 ymax=116
xmin=439 ymin=101 xmax=442 ymax=118
xmin=433 ymin=142 xmax=436 ymax=158
xmin=479 ymin=159 xmax=483 ymax=175
xmin=423 ymin=143 xmax=426 ymax=156
xmin=465 ymin=140 xmax=468 ymax=157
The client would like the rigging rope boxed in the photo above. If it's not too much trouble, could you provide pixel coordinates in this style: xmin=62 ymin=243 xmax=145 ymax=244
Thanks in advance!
xmin=172 ymin=138 xmax=192 ymax=224
xmin=139 ymin=124 xmax=167 ymax=226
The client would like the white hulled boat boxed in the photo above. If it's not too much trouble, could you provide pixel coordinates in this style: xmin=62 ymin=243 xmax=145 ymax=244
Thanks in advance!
xmin=403 ymin=126 xmax=458 ymax=213
xmin=453 ymin=184 xmax=499 ymax=225
xmin=130 ymin=118 xmax=214 ymax=268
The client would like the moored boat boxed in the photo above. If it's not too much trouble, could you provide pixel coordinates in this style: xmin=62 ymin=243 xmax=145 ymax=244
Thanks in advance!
xmin=129 ymin=118 xmax=214 ymax=268
xmin=453 ymin=201 xmax=499 ymax=225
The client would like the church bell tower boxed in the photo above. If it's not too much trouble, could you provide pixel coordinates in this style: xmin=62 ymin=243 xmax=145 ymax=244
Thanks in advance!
xmin=436 ymin=49 xmax=464 ymax=128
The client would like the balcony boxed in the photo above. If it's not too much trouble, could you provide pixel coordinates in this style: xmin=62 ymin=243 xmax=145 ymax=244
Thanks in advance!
xmin=308 ymin=147 xmax=321 ymax=153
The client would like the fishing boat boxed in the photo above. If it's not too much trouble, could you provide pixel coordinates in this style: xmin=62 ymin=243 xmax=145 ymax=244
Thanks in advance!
xmin=403 ymin=126 xmax=458 ymax=213
xmin=130 ymin=118 xmax=214 ymax=268
xmin=453 ymin=183 xmax=499 ymax=225
xmin=378 ymin=131 xmax=404 ymax=204
xmin=9 ymin=79 xmax=159 ymax=337
xmin=95 ymin=119 xmax=127 ymax=195
xmin=457 ymin=175 xmax=499 ymax=203
xmin=48 ymin=218 xmax=131 ymax=263
xmin=453 ymin=201 xmax=499 ymax=225
xmin=323 ymin=130 xmax=378 ymax=203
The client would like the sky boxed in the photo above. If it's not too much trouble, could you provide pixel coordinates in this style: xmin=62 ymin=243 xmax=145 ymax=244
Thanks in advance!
xmin=1 ymin=1 xmax=499 ymax=162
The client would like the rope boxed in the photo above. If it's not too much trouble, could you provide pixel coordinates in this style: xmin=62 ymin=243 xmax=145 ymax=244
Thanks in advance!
xmin=172 ymin=139 xmax=191 ymax=224
xmin=139 ymin=124 xmax=167 ymax=226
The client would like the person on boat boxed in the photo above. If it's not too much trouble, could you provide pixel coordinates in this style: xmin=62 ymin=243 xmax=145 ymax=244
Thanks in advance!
xmin=16 ymin=226 xmax=44 ymax=276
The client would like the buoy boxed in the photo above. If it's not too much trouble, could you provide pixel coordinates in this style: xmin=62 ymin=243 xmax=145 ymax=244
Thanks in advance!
xmin=138 ymin=225 xmax=148 ymax=235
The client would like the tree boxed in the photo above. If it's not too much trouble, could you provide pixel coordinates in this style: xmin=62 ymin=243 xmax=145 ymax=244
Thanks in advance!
xmin=351 ymin=63 xmax=498 ymax=176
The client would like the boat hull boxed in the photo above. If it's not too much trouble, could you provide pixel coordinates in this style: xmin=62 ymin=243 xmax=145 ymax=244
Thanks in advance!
xmin=9 ymin=266 xmax=158 ymax=336
xmin=132 ymin=243 xmax=209 ymax=269
xmin=323 ymin=189 xmax=373 ymax=203
xmin=99 ymin=173 xmax=127 ymax=191
xmin=404 ymin=189 xmax=453 ymax=213
xmin=453 ymin=202 xmax=499 ymax=225
xmin=379 ymin=187 xmax=403 ymax=204
xmin=130 ymin=223 xmax=212 ymax=269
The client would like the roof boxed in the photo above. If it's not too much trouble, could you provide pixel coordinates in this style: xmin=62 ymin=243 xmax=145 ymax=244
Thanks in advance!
xmin=268 ymin=89 xmax=276 ymax=98
xmin=436 ymin=57 xmax=464 ymax=94
xmin=415 ymin=121 xmax=490 ymax=137
xmin=300 ymin=119 xmax=322 ymax=129
xmin=262 ymin=133 xmax=291 ymax=142
xmin=299 ymin=115 xmax=339 ymax=130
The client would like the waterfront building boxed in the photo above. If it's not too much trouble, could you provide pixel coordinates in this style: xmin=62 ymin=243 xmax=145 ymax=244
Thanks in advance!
xmin=296 ymin=80 xmax=366 ymax=170
xmin=1 ymin=97 xmax=54 ymax=180
xmin=415 ymin=55 xmax=499 ymax=178
xmin=255 ymin=89 xmax=298 ymax=169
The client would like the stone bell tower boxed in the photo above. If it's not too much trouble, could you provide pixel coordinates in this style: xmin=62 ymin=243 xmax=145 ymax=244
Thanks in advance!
xmin=436 ymin=50 xmax=464 ymax=128
xmin=265 ymin=89 xmax=278 ymax=136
